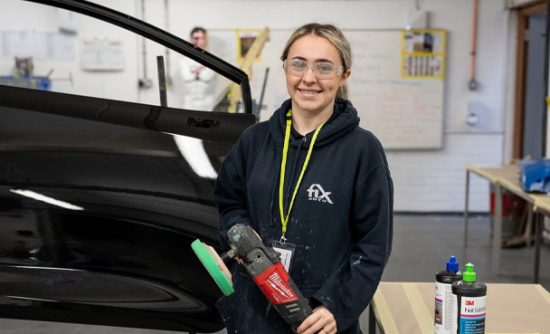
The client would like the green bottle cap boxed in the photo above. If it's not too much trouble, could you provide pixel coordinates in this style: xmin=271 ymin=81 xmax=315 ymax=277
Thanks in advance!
xmin=463 ymin=263 xmax=477 ymax=282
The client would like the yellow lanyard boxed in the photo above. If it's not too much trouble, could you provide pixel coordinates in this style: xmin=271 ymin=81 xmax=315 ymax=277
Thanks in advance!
xmin=278 ymin=110 xmax=326 ymax=244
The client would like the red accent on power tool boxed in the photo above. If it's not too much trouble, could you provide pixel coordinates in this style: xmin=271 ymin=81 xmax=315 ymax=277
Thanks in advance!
xmin=253 ymin=262 xmax=299 ymax=304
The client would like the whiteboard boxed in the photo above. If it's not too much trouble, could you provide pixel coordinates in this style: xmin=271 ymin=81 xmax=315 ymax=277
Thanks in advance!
xmin=347 ymin=31 xmax=444 ymax=149
xmin=209 ymin=29 xmax=444 ymax=149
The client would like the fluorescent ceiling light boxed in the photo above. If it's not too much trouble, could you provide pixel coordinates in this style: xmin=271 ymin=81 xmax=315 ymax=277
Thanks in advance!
xmin=10 ymin=189 xmax=84 ymax=211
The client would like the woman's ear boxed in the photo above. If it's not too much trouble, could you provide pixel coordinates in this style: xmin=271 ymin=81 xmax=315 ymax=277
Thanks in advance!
xmin=343 ymin=69 xmax=351 ymax=79
xmin=340 ymin=69 xmax=351 ymax=84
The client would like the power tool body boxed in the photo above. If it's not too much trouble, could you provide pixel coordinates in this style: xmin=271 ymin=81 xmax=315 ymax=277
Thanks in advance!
xmin=192 ymin=224 xmax=313 ymax=332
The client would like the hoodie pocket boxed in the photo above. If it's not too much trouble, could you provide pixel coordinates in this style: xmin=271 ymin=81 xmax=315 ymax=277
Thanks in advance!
xmin=215 ymin=272 xmax=250 ymax=332
xmin=295 ymin=284 xmax=321 ymax=299
xmin=216 ymin=272 xmax=274 ymax=333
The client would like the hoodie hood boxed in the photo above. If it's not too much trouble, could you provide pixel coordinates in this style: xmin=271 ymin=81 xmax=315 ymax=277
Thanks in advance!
xmin=268 ymin=98 xmax=360 ymax=148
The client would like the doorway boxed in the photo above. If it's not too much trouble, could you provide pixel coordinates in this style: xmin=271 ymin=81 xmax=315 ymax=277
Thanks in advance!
xmin=514 ymin=3 xmax=548 ymax=159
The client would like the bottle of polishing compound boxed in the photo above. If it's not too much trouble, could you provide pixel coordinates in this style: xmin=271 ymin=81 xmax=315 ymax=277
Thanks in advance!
xmin=452 ymin=263 xmax=487 ymax=334
xmin=435 ymin=256 xmax=461 ymax=334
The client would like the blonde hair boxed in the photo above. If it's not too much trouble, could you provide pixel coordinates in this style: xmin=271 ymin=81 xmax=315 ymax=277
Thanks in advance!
xmin=281 ymin=23 xmax=352 ymax=100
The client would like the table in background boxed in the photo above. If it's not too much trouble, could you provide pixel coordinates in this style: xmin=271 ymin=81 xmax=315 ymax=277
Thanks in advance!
xmin=369 ymin=282 xmax=550 ymax=334
xmin=464 ymin=163 xmax=545 ymax=282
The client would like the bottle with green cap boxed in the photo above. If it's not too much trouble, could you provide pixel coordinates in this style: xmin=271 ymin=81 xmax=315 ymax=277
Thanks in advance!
xmin=451 ymin=263 xmax=487 ymax=334
xmin=435 ymin=256 xmax=462 ymax=334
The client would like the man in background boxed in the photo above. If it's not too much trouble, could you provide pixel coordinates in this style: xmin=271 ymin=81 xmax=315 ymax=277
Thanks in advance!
xmin=179 ymin=26 xmax=216 ymax=111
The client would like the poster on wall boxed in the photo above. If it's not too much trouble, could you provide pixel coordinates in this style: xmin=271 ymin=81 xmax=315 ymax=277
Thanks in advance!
xmin=0 ymin=31 xmax=75 ymax=61
xmin=401 ymin=29 xmax=446 ymax=79
xmin=80 ymin=37 xmax=125 ymax=71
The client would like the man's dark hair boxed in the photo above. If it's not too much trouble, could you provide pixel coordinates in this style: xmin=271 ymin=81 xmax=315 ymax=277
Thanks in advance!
xmin=190 ymin=26 xmax=207 ymax=36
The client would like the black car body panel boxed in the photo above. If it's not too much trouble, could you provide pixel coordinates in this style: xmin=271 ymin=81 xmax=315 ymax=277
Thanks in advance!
xmin=0 ymin=85 xmax=254 ymax=142
xmin=0 ymin=0 xmax=256 ymax=332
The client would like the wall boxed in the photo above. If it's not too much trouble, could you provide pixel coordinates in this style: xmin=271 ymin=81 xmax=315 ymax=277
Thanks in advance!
xmin=0 ymin=0 xmax=512 ymax=212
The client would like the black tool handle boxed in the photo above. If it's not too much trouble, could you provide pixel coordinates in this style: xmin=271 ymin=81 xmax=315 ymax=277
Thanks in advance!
xmin=273 ymin=278 xmax=313 ymax=331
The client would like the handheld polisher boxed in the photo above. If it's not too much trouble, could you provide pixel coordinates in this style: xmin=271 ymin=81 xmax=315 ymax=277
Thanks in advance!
xmin=191 ymin=224 xmax=312 ymax=331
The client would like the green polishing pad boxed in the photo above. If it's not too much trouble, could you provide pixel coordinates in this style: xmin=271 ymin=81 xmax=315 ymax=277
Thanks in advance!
xmin=191 ymin=239 xmax=234 ymax=296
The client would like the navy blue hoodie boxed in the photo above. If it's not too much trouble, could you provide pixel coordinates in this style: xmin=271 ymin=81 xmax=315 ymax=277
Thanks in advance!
xmin=214 ymin=98 xmax=393 ymax=333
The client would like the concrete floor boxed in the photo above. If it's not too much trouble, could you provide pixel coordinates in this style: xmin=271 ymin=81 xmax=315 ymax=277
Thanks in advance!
xmin=1 ymin=213 xmax=549 ymax=333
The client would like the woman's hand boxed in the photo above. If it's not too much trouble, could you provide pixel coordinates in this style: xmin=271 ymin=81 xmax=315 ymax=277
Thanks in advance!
xmin=296 ymin=305 xmax=337 ymax=334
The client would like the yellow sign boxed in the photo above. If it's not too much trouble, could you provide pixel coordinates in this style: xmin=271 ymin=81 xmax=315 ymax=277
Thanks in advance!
xmin=401 ymin=29 xmax=446 ymax=79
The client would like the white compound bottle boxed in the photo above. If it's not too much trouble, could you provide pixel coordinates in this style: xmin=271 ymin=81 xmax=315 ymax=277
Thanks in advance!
xmin=435 ymin=256 xmax=461 ymax=334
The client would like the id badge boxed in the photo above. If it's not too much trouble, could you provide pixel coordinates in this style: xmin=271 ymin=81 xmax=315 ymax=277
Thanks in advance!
xmin=271 ymin=240 xmax=296 ymax=272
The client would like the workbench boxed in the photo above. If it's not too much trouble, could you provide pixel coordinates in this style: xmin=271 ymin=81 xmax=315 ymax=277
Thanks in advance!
xmin=368 ymin=282 xmax=550 ymax=334
xmin=464 ymin=163 xmax=547 ymax=282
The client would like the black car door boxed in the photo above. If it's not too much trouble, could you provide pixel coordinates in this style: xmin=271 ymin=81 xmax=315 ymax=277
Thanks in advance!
xmin=0 ymin=0 xmax=255 ymax=332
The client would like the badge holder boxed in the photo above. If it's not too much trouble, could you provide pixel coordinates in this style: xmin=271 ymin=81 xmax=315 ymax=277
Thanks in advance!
xmin=271 ymin=240 xmax=296 ymax=273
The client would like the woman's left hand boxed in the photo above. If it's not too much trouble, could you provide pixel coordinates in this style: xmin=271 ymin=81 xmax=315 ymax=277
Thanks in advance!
xmin=296 ymin=305 xmax=337 ymax=334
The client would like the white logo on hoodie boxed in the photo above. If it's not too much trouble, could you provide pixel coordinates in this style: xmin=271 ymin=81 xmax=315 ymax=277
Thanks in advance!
xmin=307 ymin=184 xmax=333 ymax=204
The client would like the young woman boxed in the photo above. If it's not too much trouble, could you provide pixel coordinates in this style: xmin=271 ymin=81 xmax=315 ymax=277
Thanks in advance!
xmin=214 ymin=23 xmax=393 ymax=334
